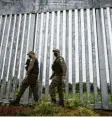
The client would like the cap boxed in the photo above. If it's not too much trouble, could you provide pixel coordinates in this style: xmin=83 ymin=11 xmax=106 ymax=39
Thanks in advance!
xmin=53 ymin=49 xmax=60 ymax=53
xmin=27 ymin=51 xmax=35 ymax=55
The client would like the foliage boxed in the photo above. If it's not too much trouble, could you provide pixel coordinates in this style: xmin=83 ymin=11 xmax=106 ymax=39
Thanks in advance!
xmin=58 ymin=107 xmax=98 ymax=116
xmin=15 ymin=112 xmax=28 ymax=116
xmin=67 ymin=91 xmax=103 ymax=104
xmin=73 ymin=107 xmax=98 ymax=116
xmin=30 ymin=101 xmax=62 ymax=116
xmin=68 ymin=82 xmax=101 ymax=93
xmin=64 ymin=100 xmax=87 ymax=108
xmin=29 ymin=101 xmax=98 ymax=116
xmin=0 ymin=100 xmax=99 ymax=116
xmin=75 ymin=107 xmax=98 ymax=116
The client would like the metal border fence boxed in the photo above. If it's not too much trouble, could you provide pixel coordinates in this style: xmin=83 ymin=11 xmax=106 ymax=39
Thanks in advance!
xmin=0 ymin=7 xmax=112 ymax=109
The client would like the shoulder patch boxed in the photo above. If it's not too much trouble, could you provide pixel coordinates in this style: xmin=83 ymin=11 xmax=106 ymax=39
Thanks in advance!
xmin=59 ymin=58 xmax=63 ymax=62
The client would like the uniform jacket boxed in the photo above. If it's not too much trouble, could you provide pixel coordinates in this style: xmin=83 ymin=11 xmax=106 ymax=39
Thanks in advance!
xmin=27 ymin=56 xmax=39 ymax=75
xmin=52 ymin=56 xmax=67 ymax=75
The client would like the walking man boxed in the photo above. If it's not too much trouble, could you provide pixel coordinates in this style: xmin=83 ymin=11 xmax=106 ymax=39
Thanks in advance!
xmin=49 ymin=49 xmax=67 ymax=107
xmin=10 ymin=51 xmax=39 ymax=105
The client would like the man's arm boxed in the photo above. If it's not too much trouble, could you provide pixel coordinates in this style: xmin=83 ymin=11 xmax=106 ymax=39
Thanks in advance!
xmin=27 ymin=58 xmax=35 ymax=75
xmin=58 ymin=57 xmax=67 ymax=76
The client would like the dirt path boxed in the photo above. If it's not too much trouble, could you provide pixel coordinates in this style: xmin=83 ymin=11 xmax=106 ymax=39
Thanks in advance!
xmin=0 ymin=106 xmax=33 ymax=116
xmin=94 ymin=109 xmax=112 ymax=116
xmin=0 ymin=106 xmax=112 ymax=116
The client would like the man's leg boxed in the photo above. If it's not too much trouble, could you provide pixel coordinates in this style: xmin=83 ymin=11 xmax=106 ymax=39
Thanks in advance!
xmin=31 ymin=86 xmax=38 ymax=102
xmin=15 ymin=85 xmax=28 ymax=103
xmin=30 ymin=80 xmax=38 ymax=102
xmin=29 ymin=74 xmax=38 ymax=102
xmin=49 ymin=77 xmax=59 ymax=104
xmin=10 ymin=78 xmax=29 ymax=105
xmin=57 ymin=83 xmax=64 ymax=107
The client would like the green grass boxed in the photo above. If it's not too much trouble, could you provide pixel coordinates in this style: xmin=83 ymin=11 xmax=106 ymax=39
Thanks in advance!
xmin=66 ymin=92 xmax=111 ymax=104
xmin=40 ymin=91 xmax=111 ymax=107
xmin=29 ymin=101 xmax=98 ymax=116
xmin=30 ymin=102 xmax=62 ymax=116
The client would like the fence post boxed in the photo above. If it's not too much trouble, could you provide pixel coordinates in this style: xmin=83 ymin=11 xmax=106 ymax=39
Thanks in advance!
xmin=96 ymin=9 xmax=108 ymax=109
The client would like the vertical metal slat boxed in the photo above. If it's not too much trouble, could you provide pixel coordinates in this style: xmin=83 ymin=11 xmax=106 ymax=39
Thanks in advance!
xmin=62 ymin=10 xmax=68 ymax=98
xmin=87 ymin=9 xmax=94 ymax=104
xmin=56 ymin=11 xmax=60 ymax=49
xmin=81 ymin=9 xmax=85 ymax=104
xmin=100 ymin=8 xmax=109 ymax=108
xmin=43 ymin=12 xmax=49 ymax=98
xmin=12 ymin=14 xmax=22 ymax=99
xmin=34 ymin=13 xmax=39 ymax=52
xmin=6 ymin=14 xmax=17 ymax=100
xmin=106 ymin=7 xmax=112 ymax=101
xmin=68 ymin=10 xmax=73 ymax=95
xmin=23 ymin=14 xmax=32 ymax=104
xmin=18 ymin=14 xmax=27 ymax=82
xmin=49 ymin=12 xmax=55 ymax=78
xmin=93 ymin=8 xmax=99 ymax=106
xmin=38 ymin=12 xmax=44 ymax=100
xmin=74 ymin=9 xmax=79 ymax=98
xmin=0 ymin=15 xmax=12 ymax=99
xmin=0 ymin=15 xmax=7 ymax=57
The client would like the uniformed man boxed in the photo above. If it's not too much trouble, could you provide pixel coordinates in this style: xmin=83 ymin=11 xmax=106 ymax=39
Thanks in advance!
xmin=10 ymin=51 xmax=39 ymax=105
xmin=49 ymin=49 xmax=67 ymax=107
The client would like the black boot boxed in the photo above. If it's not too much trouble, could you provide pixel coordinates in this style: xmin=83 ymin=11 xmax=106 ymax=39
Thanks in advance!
xmin=57 ymin=100 xmax=64 ymax=107
xmin=9 ymin=98 xmax=20 ymax=106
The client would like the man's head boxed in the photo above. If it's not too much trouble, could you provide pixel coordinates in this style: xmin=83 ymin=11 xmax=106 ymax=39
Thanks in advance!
xmin=27 ymin=51 xmax=35 ymax=58
xmin=53 ymin=49 xmax=60 ymax=57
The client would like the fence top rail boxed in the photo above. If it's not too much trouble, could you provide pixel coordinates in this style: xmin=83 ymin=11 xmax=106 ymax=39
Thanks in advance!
xmin=0 ymin=0 xmax=112 ymax=15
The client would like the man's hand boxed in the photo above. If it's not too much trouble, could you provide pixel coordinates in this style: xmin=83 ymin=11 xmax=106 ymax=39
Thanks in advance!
xmin=62 ymin=75 xmax=65 ymax=80
xmin=61 ymin=76 xmax=65 ymax=84
xmin=61 ymin=72 xmax=65 ymax=80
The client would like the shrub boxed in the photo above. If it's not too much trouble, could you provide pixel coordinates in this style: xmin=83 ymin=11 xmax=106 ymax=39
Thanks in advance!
xmin=31 ymin=101 xmax=62 ymax=116
xmin=58 ymin=106 xmax=98 ymax=116
xmin=30 ymin=101 xmax=98 ymax=116
xmin=64 ymin=100 xmax=87 ymax=108
xmin=15 ymin=112 xmax=28 ymax=116
xmin=73 ymin=107 xmax=98 ymax=116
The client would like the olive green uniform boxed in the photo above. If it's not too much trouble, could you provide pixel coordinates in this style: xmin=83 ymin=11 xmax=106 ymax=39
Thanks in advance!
xmin=49 ymin=56 xmax=67 ymax=104
xmin=11 ymin=56 xmax=39 ymax=104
